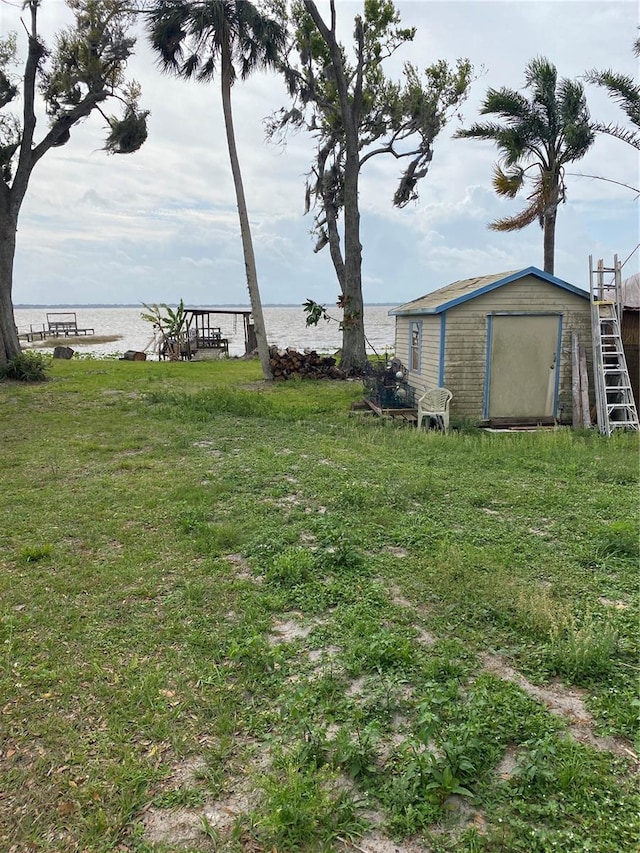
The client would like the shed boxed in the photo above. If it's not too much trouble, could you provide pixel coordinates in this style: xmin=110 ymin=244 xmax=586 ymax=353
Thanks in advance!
xmin=389 ymin=267 xmax=593 ymax=425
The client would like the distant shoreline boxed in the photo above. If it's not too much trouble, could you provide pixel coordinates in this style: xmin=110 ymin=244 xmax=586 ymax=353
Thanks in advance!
xmin=14 ymin=303 xmax=396 ymax=309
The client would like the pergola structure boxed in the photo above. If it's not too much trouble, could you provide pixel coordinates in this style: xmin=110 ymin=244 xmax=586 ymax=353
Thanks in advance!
xmin=183 ymin=309 xmax=257 ymax=357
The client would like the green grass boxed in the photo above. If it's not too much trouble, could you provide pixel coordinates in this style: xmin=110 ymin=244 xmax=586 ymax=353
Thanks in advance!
xmin=1 ymin=358 xmax=638 ymax=852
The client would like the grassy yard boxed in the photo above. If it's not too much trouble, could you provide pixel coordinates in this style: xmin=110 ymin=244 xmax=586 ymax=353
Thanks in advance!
xmin=1 ymin=357 xmax=638 ymax=853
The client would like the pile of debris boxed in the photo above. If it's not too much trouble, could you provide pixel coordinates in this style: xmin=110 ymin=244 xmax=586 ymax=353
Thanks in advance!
xmin=269 ymin=346 xmax=346 ymax=380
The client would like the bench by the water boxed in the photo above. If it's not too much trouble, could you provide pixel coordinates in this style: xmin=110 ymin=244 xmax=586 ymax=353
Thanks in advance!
xmin=192 ymin=327 xmax=229 ymax=353
xmin=46 ymin=312 xmax=94 ymax=337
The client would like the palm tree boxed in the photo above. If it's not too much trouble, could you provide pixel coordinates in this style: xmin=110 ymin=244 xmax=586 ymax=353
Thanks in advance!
xmin=585 ymin=34 xmax=640 ymax=150
xmin=147 ymin=0 xmax=285 ymax=380
xmin=455 ymin=57 xmax=594 ymax=275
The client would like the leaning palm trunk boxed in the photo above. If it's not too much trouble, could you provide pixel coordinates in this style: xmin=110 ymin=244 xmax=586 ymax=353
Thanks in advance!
xmin=220 ymin=39 xmax=271 ymax=381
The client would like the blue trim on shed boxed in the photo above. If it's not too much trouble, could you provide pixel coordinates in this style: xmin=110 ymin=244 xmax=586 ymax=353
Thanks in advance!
xmin=483 ymin=315 xmax=494 ymax=420
xmin=390 ymin=267 xmax=589 ymax=316
xmin=438 ymin=314 xmax=446 ymax=385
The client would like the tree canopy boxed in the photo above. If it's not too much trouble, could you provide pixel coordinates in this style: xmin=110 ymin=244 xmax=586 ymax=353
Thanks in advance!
xmin=0 ymin=0 xmax=148 ymax=367
xmin=270 ymin=0 xmax=472 ymax=373
xmin=455 ymin=56 xmax=594 ymax=275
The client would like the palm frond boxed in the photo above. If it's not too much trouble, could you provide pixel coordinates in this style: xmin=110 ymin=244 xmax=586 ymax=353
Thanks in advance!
xmin=525 ymin=56 xmax=558 ymax=118
xmin=489 ymin=195 xmax=541 ymax=232
xmin=593 ymin=121 xmax=640 ymax=150
xmin=585 ymin=68 xmax=640 ymax=127
xmin=481 ymin=87 xmax=532 ymax=121
xmin=147 ymin=0 xmax=284 ymax=84
xmin=491 ymin=165 xmax=524 ymax=198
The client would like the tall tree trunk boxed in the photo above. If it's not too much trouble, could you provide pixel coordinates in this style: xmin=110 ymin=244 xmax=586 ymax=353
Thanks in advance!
xmin=305 ymin=0 xmax=367 ymax=374
xmin=0 ymin=214 xmax=21 ymax=368
xmin=543 ymin=208 xmax=556 ymax=275
xmin=340 ymin=150 xmax=366 ymax=374
xmin=220 ymin=39 xmax=272 ymax=381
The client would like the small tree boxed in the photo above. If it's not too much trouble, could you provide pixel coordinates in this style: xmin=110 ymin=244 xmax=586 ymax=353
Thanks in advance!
xmin=141 ymin=299 xmax=187 ymax=359
xmin=0 ymin=0 xmax=149 ymax=369
xmin=455 ymin=57 xmax=594 ymax=275
xmin=271 ymin=0 xmax=471 ymax=374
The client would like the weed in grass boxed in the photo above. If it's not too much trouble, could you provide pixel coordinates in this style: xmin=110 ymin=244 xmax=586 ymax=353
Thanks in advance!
xmin=317 ymin=537 xmax=366 ymax=575
xmin=18 ymin=543 xmax=52 ymax=562
xmin=332 ymin=722 xmax=380 ymax=780
xmin=254 ymin=759 xmax=366 ymax=851
xmin=546 ymin=612 xmax=619 ymax=682
xmin=175 ymin=505 xmax=210 ymax=533
xmin=344 ymin=627 xmax=415 ymax=676
xmin=264 ymin=546 xmax=315 ymax=586
xmin=153 ymin=787 xmax=206 ymax=808
xmin=588 ymin=687 xmax=640 ymax=745
xmin=596 ymin=520 xmax=639 ymax=559
xmin=511 ymin=734 xmax=558 ymax=793
xmin=195 ymin=522 xmax=244 ymax=555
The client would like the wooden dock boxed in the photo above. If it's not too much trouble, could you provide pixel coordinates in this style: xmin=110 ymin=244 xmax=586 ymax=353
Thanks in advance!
xmin=19 ymin=312 xmax=95 ymax=342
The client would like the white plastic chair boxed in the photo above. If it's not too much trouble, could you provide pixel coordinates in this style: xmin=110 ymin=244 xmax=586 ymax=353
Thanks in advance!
xmin=417 ymin=388 xmax=453 ymax=432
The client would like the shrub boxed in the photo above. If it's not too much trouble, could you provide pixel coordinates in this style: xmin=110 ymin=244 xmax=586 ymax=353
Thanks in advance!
xmin=2 ymin=351 xmax=51 ymax=382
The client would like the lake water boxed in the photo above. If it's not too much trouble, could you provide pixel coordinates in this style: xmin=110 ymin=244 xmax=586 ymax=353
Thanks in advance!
xmin=14 ymin=305 xmax=396 ymax=358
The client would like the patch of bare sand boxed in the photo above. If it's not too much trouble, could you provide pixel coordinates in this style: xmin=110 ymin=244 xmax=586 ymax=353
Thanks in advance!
xmin=481 ymin=652 xmax=636 ymax=758
xmin=309 ymin=645 xmax=341 ymax=663
xmin=224 ymin=553 xmax=261 ymax=583
xmin=143 ymin=790 xmax=253 ymax=848
xmin=388 ymin=583 xmax=412 ymax=608
xmin=269 ymin=616 xmax=315 ymax=644
xmin=142 ymin=808 xmax=204 ymax=847
xmin=142 ymin=750 xmax=266 ymax=849
xmin=495 ymin=745 xmax=519 ymax=780
xmin=339 ymin=829 xmax=431 ymax=852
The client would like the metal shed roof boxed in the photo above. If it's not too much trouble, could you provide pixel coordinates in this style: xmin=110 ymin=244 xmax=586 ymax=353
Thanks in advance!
xmin=389 ymin=266 xmax=589 ymax=316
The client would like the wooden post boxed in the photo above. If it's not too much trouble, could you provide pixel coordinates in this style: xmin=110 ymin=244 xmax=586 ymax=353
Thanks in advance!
xmin=578 ymin=342 xmax=591 ymax=428
xmin=572 ymin=332 xmax=581 ymax=428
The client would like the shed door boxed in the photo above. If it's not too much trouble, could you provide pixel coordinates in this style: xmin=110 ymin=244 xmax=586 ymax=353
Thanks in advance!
xmin=487 ymin=315 xmax=560 ymax=419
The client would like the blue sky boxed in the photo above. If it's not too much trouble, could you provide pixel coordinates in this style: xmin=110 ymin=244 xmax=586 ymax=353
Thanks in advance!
xmin=4 ymin=0 xmax=639 ymax=307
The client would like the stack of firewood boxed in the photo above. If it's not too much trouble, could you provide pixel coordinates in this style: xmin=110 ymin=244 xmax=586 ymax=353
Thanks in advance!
xmin=269 ymin=346 xmax=346 ymax=380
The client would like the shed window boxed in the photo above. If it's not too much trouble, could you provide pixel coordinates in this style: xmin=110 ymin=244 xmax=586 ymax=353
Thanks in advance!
xmin=410 ymin=321 xmax=421 ymax=372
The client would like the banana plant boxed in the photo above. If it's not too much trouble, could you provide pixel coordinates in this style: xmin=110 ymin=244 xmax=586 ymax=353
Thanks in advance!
xmin=141 ymin=300 xmax=187 ymax=360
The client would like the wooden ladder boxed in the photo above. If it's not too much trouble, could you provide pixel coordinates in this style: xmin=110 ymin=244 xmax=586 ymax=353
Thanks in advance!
xmin=590 ymin=256 xmax=639 ymax=436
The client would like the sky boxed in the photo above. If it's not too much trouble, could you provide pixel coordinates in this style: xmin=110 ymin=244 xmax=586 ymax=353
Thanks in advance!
xmin=2 ymin=0 xmax=639 ymax=308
